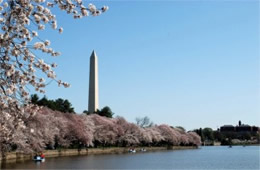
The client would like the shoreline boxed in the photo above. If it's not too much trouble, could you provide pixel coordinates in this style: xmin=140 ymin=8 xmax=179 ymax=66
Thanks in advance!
xmin=0 ymin=146 xmax=197 ymax=164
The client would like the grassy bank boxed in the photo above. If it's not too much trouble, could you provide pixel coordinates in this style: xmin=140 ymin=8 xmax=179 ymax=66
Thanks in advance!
xmin=0 ymin=146 xmax=197 ymax=164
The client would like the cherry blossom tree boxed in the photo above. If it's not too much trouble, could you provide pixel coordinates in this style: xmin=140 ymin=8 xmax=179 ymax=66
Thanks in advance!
xmin=80 ymin=114 xmax=94 ymax=146
xmin=63 ymin=113 xmax=93 ymax=147
xmin=0 ymin=104 xmax=40 ymax=155
xmin=139 ymin=128 xmax=153 ymax=145
xmin=179 ymin=134 xmax=190 ymax=145
xmin=187 ymin=131 xmax=201 ymax=146
xmin=175 ymin=127 xmax=189 ymax=145
xmin=24 ymin=112 xmax=51 ymax=152
xmin=157 ymin=125 xmax=180 ymax=146
xmin=114 ymin=116 xmax=142 ymax=146
xmin=87 ymin=114 xmax=118 ymax=146
xmin=145 ymin=126 xmax=164 ymax=145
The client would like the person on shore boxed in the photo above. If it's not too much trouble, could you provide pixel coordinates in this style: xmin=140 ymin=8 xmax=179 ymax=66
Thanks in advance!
xmin=33 ymin=154 xmax=37 ymax=160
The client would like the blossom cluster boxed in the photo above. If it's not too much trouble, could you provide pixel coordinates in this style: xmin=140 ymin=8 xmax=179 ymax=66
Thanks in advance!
xmin=0 ymin=107 xmax=201 ymax=154
xmin=0 ymin=0 xmax=108 ymax=111
xmin=0 ymin=103 xmax=41 ymax=153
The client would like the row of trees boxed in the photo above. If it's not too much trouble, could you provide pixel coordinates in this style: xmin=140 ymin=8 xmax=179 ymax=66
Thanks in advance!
xmin=0 ymin=107 xmax=201 ymax=155
xmin=30 ymin=94 xmax=114 ymax=118
xmin=193 ymin=128 xmax=260 ymax=145
xmin=194 ymin=128 xmax=215 ymax=142
xmin=31 ymin=94 xmax=75 ymax=113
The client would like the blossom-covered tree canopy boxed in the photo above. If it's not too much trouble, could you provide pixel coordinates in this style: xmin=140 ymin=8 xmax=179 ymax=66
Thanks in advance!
xmin=1 ymin=107 xmax=201 ymax=154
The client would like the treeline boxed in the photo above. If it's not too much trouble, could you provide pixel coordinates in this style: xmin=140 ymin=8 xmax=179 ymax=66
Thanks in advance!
xmin=5 ymin=108 xmax=201 ymax=153
xmin=31 ymin=94 xmax=75 ymax=113
xmin=194 ymin=128 xmax=260 ymax=145
xmin=31 ymin=94 xmax=114 ymax=118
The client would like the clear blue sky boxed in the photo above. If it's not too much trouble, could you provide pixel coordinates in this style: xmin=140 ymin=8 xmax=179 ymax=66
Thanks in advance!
xmin=37 ymin=0 xmax=259 ymax=131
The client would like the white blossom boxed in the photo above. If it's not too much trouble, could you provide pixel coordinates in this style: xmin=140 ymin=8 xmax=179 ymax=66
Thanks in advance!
xmin=59 ymin=27 xmax=63 ymax=34
xmin=38 ymin=24 xmax=45 ymax=30
xmin=32 ymin=31 xmax=38 ymax=37
xmin=102 ymin=6 xmax=109 ymax=12
xmin=52 ymin=21 xmax=57 ymax=29
xmin=88 ymin=3 xmax=96 ymax=13
xmin=44 ymin=40 xmax=50 ymax=46
xmin=34 ymin=42 xmax=45 ymax=49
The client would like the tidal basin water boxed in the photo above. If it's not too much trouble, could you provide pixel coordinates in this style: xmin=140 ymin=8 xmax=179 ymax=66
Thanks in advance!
xmin=2 ymin=146 xmax=260 ymax=169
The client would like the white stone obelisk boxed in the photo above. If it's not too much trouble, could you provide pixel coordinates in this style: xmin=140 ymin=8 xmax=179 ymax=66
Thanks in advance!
xmin=88 ymin=50 xmax=99 ymax=113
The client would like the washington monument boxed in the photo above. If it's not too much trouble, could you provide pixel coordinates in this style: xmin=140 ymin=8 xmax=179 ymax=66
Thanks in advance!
xmin=88 ymin=50 xmax=99 ymax=113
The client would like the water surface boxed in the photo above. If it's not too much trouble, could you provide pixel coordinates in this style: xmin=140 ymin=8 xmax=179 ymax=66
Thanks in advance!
xmin=2 ymin=146 xmax=260 ymax=169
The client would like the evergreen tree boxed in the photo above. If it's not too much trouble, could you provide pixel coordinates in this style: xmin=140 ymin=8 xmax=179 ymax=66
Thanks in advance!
xmin=30 ymin=94 xmax=75 ymax=113
xmin=98 ymin=106 xmax=114 ymax=118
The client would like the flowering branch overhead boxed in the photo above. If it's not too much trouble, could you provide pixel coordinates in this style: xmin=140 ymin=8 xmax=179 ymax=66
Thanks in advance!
xmin=0 ymin=0 xmax=108 ymax=105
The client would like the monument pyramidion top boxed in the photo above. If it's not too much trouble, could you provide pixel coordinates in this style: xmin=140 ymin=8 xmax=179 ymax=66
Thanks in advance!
xmin=90 ymin=50 xmax=97 ymax=59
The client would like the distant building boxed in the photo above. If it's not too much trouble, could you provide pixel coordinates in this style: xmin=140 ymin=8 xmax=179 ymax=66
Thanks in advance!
xmin=220 ymin=121 xmax=259 ymax=134
xmin=236 ymin=125 xmax=251 ymax=132
xmin=220 ymin=125 xmax=235 ymax=132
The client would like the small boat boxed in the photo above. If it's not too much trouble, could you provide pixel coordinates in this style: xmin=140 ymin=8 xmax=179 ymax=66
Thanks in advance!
xmin=34 ymin=156 xmax=45 ymax=162
xmin=128 ymin=149 xmax=136 ymax=153
xmin=229 ymin=145 xmax=232 ymax=148
xmin=140 ymin=148 xmax=146 ymax=152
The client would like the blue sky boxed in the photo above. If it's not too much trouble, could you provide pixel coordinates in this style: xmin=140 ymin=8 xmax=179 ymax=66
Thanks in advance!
xmin=37 ymin=0 xmax=259 ymax=130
